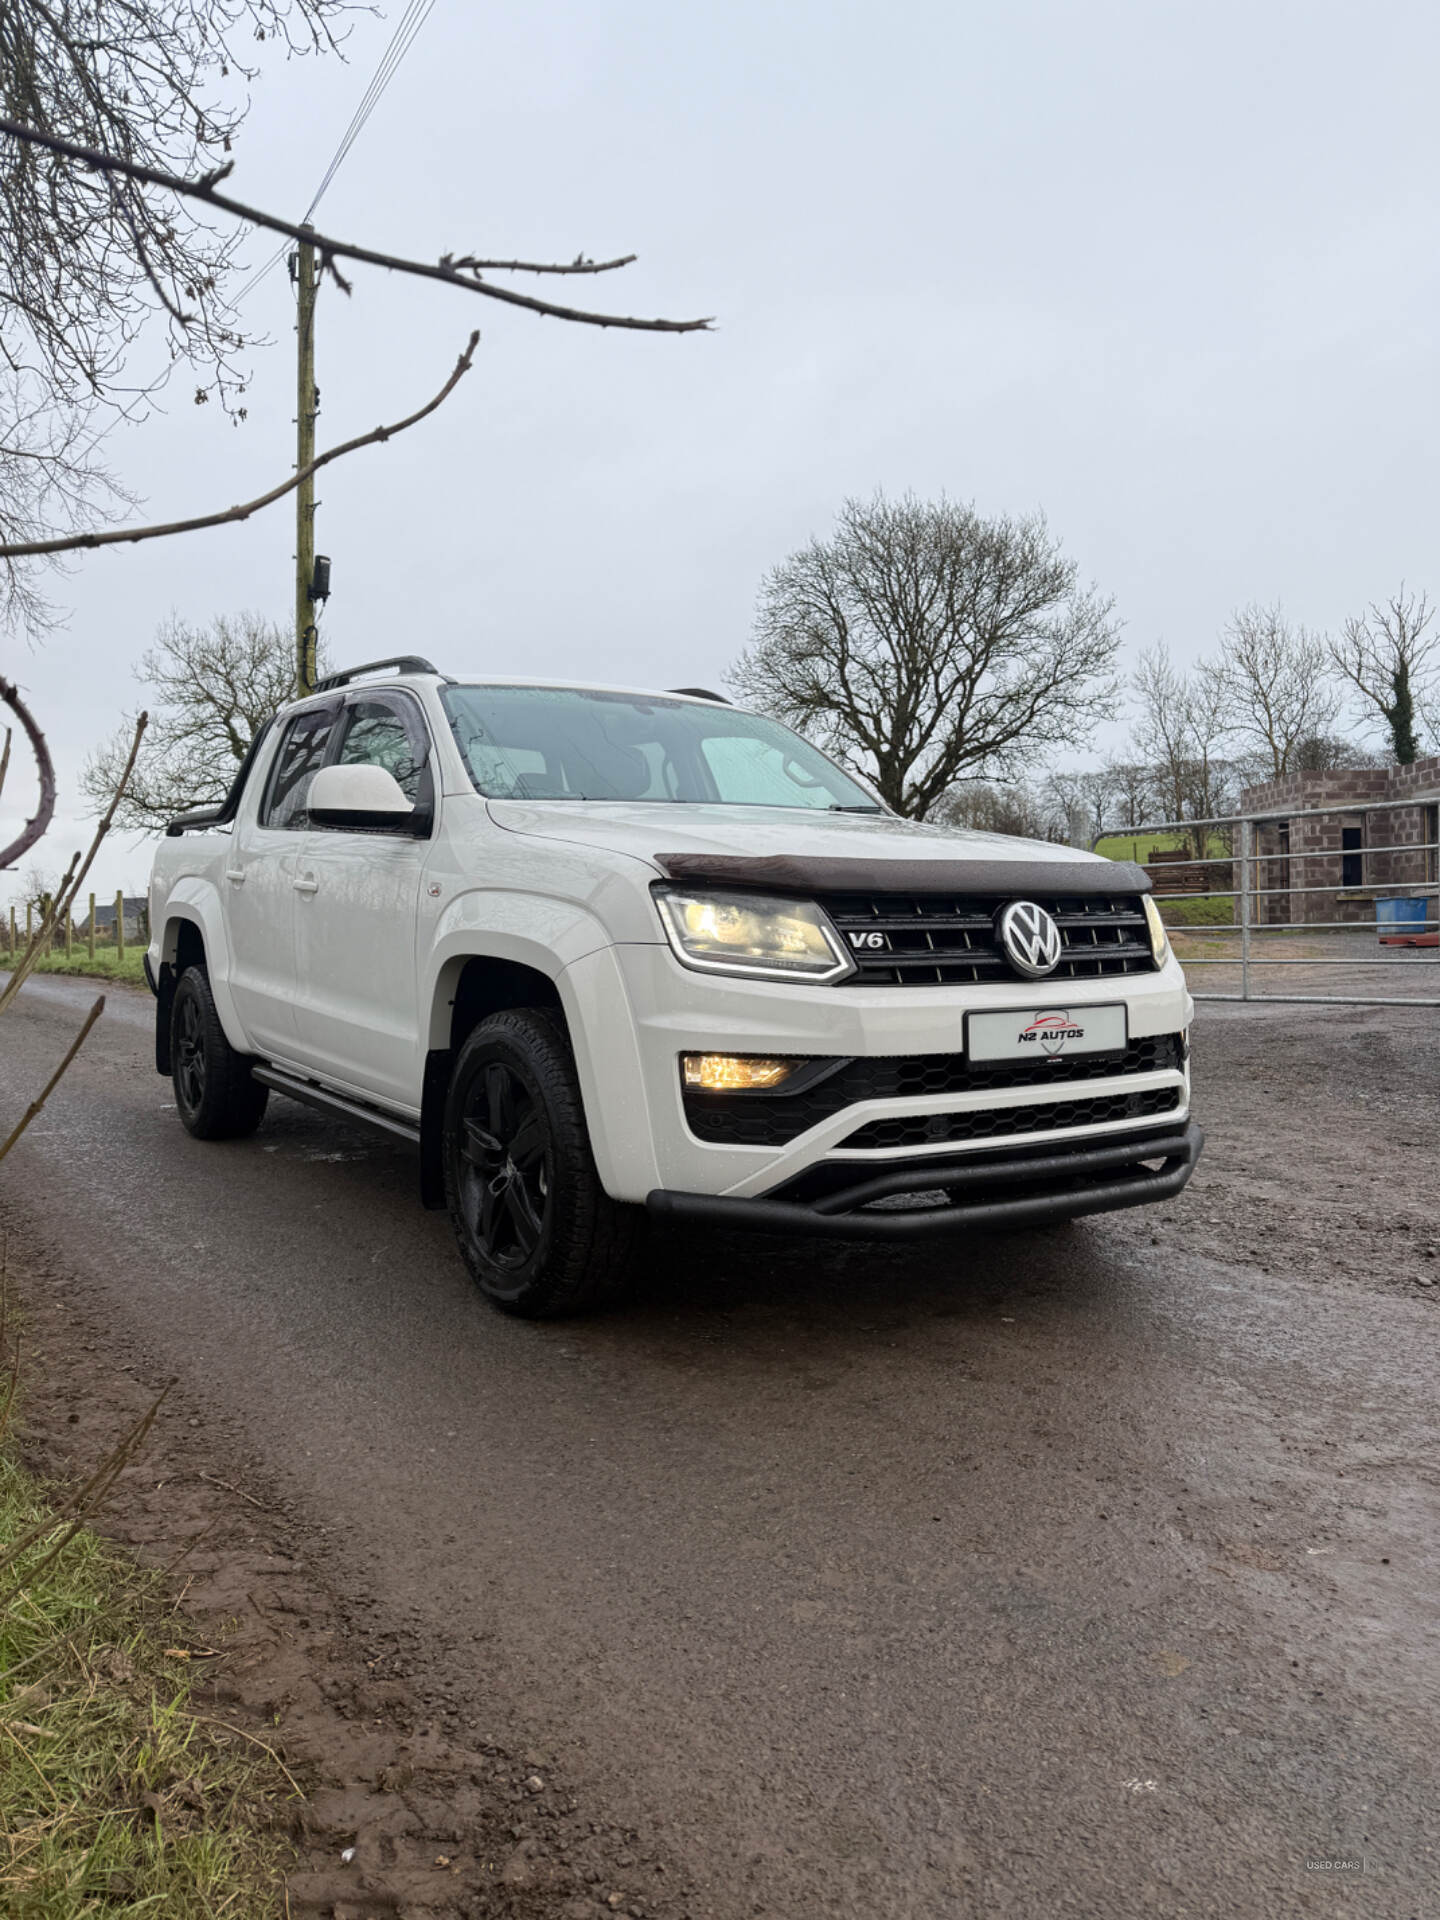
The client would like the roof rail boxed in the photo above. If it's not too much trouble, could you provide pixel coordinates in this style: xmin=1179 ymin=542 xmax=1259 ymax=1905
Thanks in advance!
xmin=667 ymin=686 xmax=731 ymax=703
xmin=314 ymin=655 xmax=447 ymax=692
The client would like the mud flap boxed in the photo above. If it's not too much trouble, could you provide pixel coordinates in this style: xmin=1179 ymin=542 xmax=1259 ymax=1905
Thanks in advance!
xmin=419 ymin=1047 xmax=450 ymax=1209
xmin=154 ymin=962 xmax=176 ymax=1076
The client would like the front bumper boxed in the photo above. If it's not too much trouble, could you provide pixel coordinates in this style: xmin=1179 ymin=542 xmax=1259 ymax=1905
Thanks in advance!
xmin=580 ymin=942 xmax=1194 ymax=1201
xmin=647 ymin=1121 xmax=1204 ymax=1239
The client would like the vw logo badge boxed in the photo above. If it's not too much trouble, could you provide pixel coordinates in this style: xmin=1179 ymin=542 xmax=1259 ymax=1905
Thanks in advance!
xmin=998 ymin=899 xmax=1062 ymax=978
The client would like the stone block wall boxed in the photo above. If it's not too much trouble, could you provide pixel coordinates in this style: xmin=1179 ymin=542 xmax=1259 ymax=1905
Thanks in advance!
xmin=1239 ymin=760 xmax=1440 ymax=925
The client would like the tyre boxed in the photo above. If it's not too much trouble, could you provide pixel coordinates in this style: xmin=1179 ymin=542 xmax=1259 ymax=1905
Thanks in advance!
xmin=170 ymin=965 xmax=269 ymax=1140
xmin=443 ymin=1007 xmax=642 ymax=1317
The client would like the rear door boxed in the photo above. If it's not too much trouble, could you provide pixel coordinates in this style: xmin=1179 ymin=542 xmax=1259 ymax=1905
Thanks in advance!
xmin=223 ymin=701 xmax=339 ymax=1058
xmin=289 ymin=690 xmax=436 ymax=1110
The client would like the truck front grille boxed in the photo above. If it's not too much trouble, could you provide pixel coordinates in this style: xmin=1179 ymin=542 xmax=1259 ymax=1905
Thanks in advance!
xmin=681 ymin=1033 xmax=1185 ymax=1146
xmin=821 ymin=891 xmax=1155 ymax=986
xmin=839 ymin=1086 xmax=1183 ymax=1151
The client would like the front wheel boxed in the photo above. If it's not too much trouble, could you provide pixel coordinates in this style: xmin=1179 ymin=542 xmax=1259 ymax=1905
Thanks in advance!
xmin=170 ymin=965 xmax=268 ymax=1140
xmin=443 ymin=1008 xmax=642 ymax=1317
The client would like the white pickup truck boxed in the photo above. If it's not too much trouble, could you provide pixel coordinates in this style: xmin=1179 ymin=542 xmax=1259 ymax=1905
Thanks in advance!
xmin=146 ymin=657 xmax=1200 ymax=1316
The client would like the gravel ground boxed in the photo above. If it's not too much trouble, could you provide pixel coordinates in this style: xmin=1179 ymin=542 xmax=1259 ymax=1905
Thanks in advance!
xmin=1 ymin=975 xmax=1437 ymax=1920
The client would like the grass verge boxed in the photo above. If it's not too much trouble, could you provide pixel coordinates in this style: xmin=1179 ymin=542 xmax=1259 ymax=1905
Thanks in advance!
xmin=0 ymin=951 xmax=147 ymax=987
xmin=0 ymin=1413 xmax=295 ymax=1915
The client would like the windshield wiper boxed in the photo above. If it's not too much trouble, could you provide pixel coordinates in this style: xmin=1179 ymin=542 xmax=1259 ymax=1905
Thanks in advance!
xmin=827 ymin=803 xmax=884 ymax=813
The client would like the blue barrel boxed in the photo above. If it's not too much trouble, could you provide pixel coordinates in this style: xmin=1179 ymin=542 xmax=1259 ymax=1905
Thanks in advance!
xmin=1377 ymin=895 xmax=1437 ymax=935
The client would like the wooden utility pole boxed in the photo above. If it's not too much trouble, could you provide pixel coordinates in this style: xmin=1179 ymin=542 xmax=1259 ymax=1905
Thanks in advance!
xmin=293 ymin=227 xmax=319 ymax=697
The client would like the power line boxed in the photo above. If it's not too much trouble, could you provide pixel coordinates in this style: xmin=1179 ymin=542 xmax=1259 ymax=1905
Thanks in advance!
xmin=231 ymin=239 xmax=288 ymax=308
xmin=304 ymin=0 xmax=437 ymax=221
xmin=231 ymin=0 xmax=439 ymax=309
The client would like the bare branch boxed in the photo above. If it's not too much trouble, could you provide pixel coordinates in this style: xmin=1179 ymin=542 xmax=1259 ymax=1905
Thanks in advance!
xmin=0 ymin=119 xmax=713 ymax=335
xmin=0 ymin=333 xmax=480 ymax=562
xmin=0 ymin=1362 xmax=171 ymax=1600
xmin=0 ymin=715 xmax=149 ymax=1018
xmin=0 ymin=997 xmax=104 ymax=1165
xmin=444 ymin=252 xmax=637 ymax=276
xmin=105 ymin=176 xmax=194 ymax=328
xmin=0 ymin=677 xmax=57 ymax=870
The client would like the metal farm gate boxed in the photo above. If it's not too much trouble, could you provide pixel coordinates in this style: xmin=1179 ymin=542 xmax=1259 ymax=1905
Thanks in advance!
xmin=1093 ymin=795 xmax=1440 ymax=1007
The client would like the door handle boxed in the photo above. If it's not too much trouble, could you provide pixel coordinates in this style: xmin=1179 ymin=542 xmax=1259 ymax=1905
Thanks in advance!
xmin=224 ymin=869 xmax=246 ymax=884
xmin=293 ymin=875 xmax=319 ymax=894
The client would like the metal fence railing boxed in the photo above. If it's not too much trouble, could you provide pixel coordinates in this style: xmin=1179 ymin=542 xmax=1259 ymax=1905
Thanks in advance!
xmin=1093 ymin=794 xmax=1440 ymax=1007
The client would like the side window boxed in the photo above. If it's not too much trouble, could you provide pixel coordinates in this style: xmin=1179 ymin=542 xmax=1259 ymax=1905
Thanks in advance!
xmin=259 ymin=706 xmax=337 ymax=829
xmin=335 ymin=696 xmax=433 ymax=809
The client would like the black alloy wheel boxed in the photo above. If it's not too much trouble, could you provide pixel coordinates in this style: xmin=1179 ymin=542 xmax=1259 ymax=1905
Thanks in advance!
xmin=169 ymin=964 xmax=269 ymax=1140
xmin=442 ymin=1008 xmax=642 ymax=1317
xmin=174 ymin=986 xmax=207 ymax=1114
xmin=457 ymin=1063 xmax=552 ymax=1268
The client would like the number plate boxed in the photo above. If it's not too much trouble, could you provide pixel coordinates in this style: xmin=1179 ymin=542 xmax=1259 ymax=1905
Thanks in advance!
xmin=967 ymin=1004 xmax=1128 ymax=1063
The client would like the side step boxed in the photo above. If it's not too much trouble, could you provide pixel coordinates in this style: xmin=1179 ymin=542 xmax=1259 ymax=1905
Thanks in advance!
xmin=250 ymin=1065 xmax=421 ymax=1145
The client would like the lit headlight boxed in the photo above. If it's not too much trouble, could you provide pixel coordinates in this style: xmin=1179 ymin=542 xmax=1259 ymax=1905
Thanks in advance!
xmin=1142 ymin=893 xmax=1170 ymax=967
xmin=654 ymin=889 xmax=854 ymax=982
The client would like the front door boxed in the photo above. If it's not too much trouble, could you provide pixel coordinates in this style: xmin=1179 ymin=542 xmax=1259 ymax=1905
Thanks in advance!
xmin=224 ymin=702 xmax=339 ymax=1058
xmin=289 ymin=691 xmax=436 ymax=1110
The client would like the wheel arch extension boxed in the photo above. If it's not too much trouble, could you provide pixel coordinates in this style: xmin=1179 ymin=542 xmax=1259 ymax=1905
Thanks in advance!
xmin=418 ymin=953 xmax=572 ymax=1210
xmin=153 ymin=912 xmax=210 ymax=1075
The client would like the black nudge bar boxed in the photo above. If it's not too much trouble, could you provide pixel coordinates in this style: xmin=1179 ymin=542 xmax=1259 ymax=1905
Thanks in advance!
xmin=647 ymin=1123 xmax=1204 ymax=1241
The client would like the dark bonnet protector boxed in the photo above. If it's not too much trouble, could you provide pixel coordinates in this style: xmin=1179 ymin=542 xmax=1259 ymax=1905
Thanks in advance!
xmin=651 ymin=852 xmax=1152 ymax=896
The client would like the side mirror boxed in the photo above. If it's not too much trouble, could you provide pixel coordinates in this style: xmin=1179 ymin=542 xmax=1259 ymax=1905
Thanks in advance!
xmin=308 ymin=762 xmax=417 ymax=831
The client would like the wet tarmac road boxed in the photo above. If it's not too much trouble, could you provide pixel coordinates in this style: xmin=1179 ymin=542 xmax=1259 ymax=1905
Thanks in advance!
xmin=2 ymin=974 xmax=1437 ymax=1917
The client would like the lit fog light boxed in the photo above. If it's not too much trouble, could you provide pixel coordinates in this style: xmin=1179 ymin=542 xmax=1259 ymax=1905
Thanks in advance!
xmin=681 ymin=1054 xmax=800 ymax=1092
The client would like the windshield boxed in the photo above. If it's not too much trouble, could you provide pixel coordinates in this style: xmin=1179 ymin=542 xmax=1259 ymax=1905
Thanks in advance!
xmin=439 ymin=685 xmax=884 ymax=811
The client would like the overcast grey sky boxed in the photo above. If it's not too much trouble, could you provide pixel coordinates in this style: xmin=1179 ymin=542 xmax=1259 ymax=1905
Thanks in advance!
xmin=5 ymin=0 xmax=1438 ymax=899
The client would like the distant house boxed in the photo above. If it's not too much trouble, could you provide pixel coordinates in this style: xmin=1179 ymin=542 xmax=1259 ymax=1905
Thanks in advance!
xmin=77 ymin=896 xmax=149 ymax=941
xmin=1237 ymin=759 xmax=1440 ymax=926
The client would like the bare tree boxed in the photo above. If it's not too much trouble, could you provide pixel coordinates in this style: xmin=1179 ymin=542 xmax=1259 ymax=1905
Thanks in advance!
xmin=730 ymin=493 xmax=1121 ymax=819
xmin=1102 ymin=758 xmax=1151 ymax=831
xmin=82 ymin=612 xmax=311 ymax=829
xmin=1203 ymin=604 xmax=1338 ymax=779
xmin=1040 ymin=767 xmax=1117 ymax=848
xmin=0 ymin=370 xmax=137 ymax=632
xmin=0 ymin=0 xmax=352 ymax=627
xmin=0 ymin=85 xmax=707 ymax=628
xmin=1130 ymin=645 xmax=1234 ymax=857
xmin=1 ymin=1 xmax=348 ymax=413
xmin=1288 ymin=732 xmax=1385 ymax=773
xmin=7 ymin=863 xmax=60 ymax=919
xmin=932 ymin=780 xmax=1051 ymax=840
xmin=1330 ymin=587 xmax=1437 ymax=765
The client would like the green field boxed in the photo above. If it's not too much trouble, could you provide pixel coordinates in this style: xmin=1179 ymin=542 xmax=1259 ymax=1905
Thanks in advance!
xmin=1094 ymin=830 xmax=1233 ymax=863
